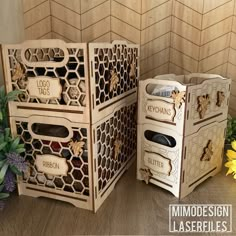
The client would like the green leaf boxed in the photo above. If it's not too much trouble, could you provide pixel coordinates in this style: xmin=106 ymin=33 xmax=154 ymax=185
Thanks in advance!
xmin=0 ymin=193 xmax=9 ymax=199
xmin=17 ymin=143 xmax=25 ymax=149
xmin=0 ymin=163 xmax=9 ymax=184
xmin=0 ymin=160 xmax=6 ymax=168
xmin=10 ymin=137 xmax=20 ymax=151
xmin=0 ymin=111 xmax=2 ymax=122
xmin=10 ymin=165 xmax=22 ymax=176
xmin=0 ymin=184 xmax=4 ymax=192
xmin=15 ymin=148 xmax=25 ymax=154
xmin=0 ymin=142 xmax=7 ymax=151
xmin=4 ymin=128 xmax=10 ymax=140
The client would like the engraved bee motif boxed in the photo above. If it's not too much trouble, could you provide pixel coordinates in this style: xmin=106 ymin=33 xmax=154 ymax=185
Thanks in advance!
xmin=12 ymin=62 xmax=25 ymax=81
xmin=171 ymin=90 xmax=186 ymax=109
xmin=197 ymin=94 xmax=210 ymax=119
xmin=69 ymin=140 xmax=85 ymax=157
xmin=114 ymin=139 xmax=122 ymax=160
xmin=139 ymin=168 xmax=153 ymax=184
xmin=129 ymin=61 xmax=136 ymax=79
xmin=216 ymin=91 xmax=225 ymax=107
xmin=109 ymin=69 xmax=119 ymax=92
xmin=201 ymin=140 xmax=213 ymax=161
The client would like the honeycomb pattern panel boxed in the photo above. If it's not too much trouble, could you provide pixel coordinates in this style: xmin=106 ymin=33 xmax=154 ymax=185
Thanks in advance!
xmin=7 ymin=47 xmax=86 ymax=107
xmin=93 ymin=43 xmax=139 ymax=106
xmin=96 ymin=102 xmax=137 ymax=192
xmin=15 ymin=120 xmax=90 ymax=196
xmin=184 ymin=123 xmax=225 ymax=185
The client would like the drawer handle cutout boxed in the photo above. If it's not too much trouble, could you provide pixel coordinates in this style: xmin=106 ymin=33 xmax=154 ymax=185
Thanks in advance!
xmin=144 ymin=130 xmax=176 ymax=147
xmin=31 ymin=123 xmax=69 ymax=138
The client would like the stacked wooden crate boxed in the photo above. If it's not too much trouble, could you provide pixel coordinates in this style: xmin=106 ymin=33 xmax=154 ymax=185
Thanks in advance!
xmin=1 ymin=39 xmax=139 ymax=212
xmin=137 ymin=73 xmax=231 ymax=198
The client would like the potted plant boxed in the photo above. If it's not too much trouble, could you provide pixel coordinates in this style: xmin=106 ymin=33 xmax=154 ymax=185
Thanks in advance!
xmin=0 ymin=86 xmax=27 ymax=210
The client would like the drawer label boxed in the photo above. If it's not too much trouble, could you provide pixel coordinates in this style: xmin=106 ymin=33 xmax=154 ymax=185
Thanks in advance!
xmin=145 ymin=100 xmax=176 ymax=122
xmin=35 ymin=154 xmax=68 ymax=176
xmin=144 ymin=152 xmax=172 ymax=176
xmin=28 ymin=77 xmax=62 ymax=99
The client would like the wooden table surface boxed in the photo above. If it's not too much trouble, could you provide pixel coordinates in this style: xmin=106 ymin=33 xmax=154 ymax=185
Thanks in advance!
xmin=0 ymin=163 xmax=236 ymax=236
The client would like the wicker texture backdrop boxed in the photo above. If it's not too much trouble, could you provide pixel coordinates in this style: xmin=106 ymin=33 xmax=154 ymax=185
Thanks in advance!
xmin=22 ymin=0 xmax=236 ymax=116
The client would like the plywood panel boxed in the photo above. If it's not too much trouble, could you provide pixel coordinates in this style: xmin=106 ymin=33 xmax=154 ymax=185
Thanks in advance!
xmin=51 ymin=17 xmax=81 ymax=42
xmin=111 ymin=1 xmax=140 ymax=29
xmin=141 ymin=0 xmax=172 ymax=29
xmin=82 ymin=1 xmax=110 ymax=29
xmin=172 ymin=17 xmax=201 ymax=45
xmin=202 ymin=1 xmax=234 ymax=29
xmin=115 ymin=0 xmax=142 ymax=14
xmin=81 ymin=0 xmax=108 ymax=14
xmin=203 ymin=0 xmax=233 ymax=13
xmin=176 ymin=0 xmax=203 ymax=13
xmin=53 ymin=0 xmax=81 ymax=14
xmin=171 ymin=33 xmax=199 ymax=60
xmin=24 ymin=1 xmax=50 ymax=28
xmin=25 ymin=16 xmax=51 ymax=39
xmin=141 ymin=33 xmax=170 ymax=60
xmin=141 ymin=0 xmax=170 ymax=14
xmin=170 ymin=48 xmax=198 ymax=72
xmin=82 ymin=16 xmax=110 ymax=42
xmin=173 ymin=1 xmax=202 ymax=29
xmin=23 ymin=0 xmax=47 ymax=12
xmin=51 ymin=1 xmax=81 ymax=29
xmin=111 ymin=17 xmax=140 ymax=44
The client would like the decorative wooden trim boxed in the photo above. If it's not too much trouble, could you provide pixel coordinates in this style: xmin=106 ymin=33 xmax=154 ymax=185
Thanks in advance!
xmin=109 ymin=69 xmax=119 ymax=92
xmin=201 ymin=140 xmax=213 ymax=161
xmin=12 ymin=62 xmax=26 ymax=81
xmin=197 ymin=94 xmax=210 ymax=119
xmin=144 ymin=152 xmax=172 ymax=176
xmin=171 ymin=90 xmax=185 ymax=109
xmin=35 ymin=154 xmax=69 ymax=176
xmin=145 ymin=99 xmax=176 ymax=123
xmin=69 ymin=139 xmax=85 ymax=157
xmin=27 ymin=77 xmax=62 ymax=100
xmin=216 ymin=91 xmax=225 ymax=107
xmin=139 ymin=168 xmax=153 ymax=184
xmin=114 ymin=138 xmax=122 ymax=160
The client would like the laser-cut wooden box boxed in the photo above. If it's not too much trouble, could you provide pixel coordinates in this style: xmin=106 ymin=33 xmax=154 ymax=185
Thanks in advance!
xmin=137 ymin=73 xmax=231 ymax=198
xmin=2 ymin=39 xmax=139 ymax=124
xmin=1 ymin=39 xmax=139 ymax=212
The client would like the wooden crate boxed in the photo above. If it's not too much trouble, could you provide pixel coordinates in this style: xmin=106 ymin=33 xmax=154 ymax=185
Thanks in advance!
xmin=10 ymin=96 xmax=137 ymax=212
xmin=1 ymin=39 xmax=139 ymax=124
xmin=138 ymin=73 xmax=231 ymax=136
xmin=137 ymin=73 xmax=231 ymax=198
xmin=137 ymin=120 xmax=227 ymax=198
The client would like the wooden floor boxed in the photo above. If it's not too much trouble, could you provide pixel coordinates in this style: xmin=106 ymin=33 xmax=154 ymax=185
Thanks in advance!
xmin=1 ymin=163 xmax=236 ymax=236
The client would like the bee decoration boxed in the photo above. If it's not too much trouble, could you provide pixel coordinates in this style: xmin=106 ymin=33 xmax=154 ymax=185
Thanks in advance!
xmin=171 ymin=90 xmax=186 ymax=109
xmin=12 ymin=62 xmax=25 ymax=82
xmin=197 ymin=94 xmax=210 ymax=119
xmin=69 ymin=139 xmax=85 ymax=157
xmin=114 ymin=139 xmax=122 ymax=160
xmin=139 ymin=168 xmax=153 ymax=184
xmin=201 ymin=140 xmax=213 ymax=161
xmin=216 ymin=91 xmax=225 ymax=107
xmin=129 ymin=60 xmax=136 ymax=80
xmin=109 ymin=69 xmax=119 ymax=92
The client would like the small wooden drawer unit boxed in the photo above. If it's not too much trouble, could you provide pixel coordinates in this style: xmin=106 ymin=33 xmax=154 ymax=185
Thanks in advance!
xmin=137 ymin=73 xmax=230 ymax=198
xmin=2 ymin=39 xmax=139 ymax=212
xmin=138 ymin=73 xmax=231 ymax=136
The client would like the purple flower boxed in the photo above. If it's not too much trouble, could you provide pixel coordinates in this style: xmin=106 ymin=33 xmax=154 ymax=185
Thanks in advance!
xmin=6 ymin=152 xmax=27 ymax=172
xmin=4 ymin=170 xmax=16 ymax=192
xmin=0 ymin=200 xmax=5 ymax=211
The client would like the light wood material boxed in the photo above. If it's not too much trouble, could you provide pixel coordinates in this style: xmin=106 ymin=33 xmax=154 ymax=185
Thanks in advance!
xmin=2 ymin=39 xmax=139 ymax=212
xmin=137 ymin=73 xmax=231 ymax=199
